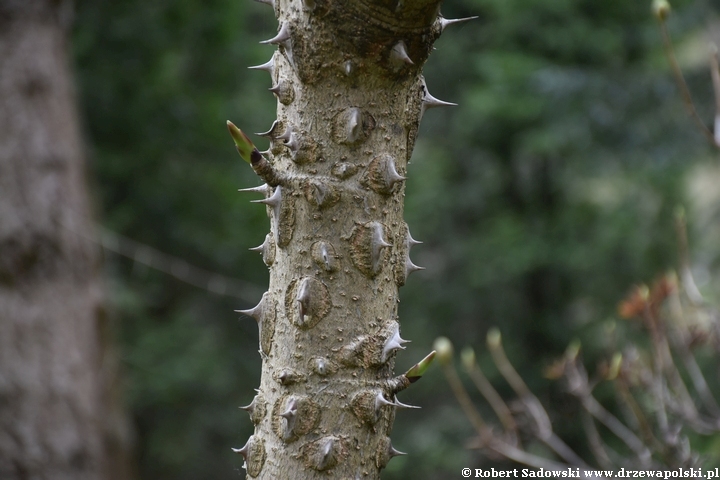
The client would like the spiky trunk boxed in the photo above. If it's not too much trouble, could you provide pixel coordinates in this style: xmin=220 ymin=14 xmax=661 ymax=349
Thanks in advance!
xmin=233 ymin=1 xmax=462 ymax=478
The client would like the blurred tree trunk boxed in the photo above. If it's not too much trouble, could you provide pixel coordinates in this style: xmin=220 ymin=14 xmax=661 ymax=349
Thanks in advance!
xmin=0 ymin=1 xmax=133 ymax=479
xmin=235 ymin=0 xmax=448 ymax=478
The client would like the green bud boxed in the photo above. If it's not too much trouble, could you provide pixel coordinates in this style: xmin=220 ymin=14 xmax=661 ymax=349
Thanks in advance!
xmin=227 ymin=120 xmax=257 ymax=164
xmin=565 ymin=340 xmax=581 ymax=361
xmin=606 ymin=352 xmax=622 ymax=380
xmin=486 ymin=328 xmax=501 ymax=349
xmin=652 ymin=0 xmax=670 ymax=21
xmin=433 ymin=337 xmax=454 ymax=365
xmin=404 ymin=350 xmax=436 ymax=383
xmin=460 ymin=347 xmax=476 ymax=371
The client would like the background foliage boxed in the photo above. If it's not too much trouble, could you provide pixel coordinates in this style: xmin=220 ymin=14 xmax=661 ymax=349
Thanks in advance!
xmin=72 ymin=0 xmax=720 ymax=478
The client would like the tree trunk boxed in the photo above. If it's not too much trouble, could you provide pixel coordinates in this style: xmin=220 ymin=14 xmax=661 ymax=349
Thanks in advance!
xmin=233 ymin=1 xmax=453 ymax=478
xmin=0 ymin=1 xmax=132 ymax=479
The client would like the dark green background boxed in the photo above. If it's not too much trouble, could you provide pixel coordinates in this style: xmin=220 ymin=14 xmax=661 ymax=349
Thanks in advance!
xmin=72 ymin=0 xmax=720 ymax=478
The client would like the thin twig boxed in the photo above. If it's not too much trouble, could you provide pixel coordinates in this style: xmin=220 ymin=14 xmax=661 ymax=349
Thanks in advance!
xmin=487 ymin=331 xmax=552 ymax=436
xmin=580 ymin=393 xmax=652 ymax=465
xmin=657 ymin=17 xmax=719 ymax=148
xmin=463 ymin=351 xmax=518 ymax=436
xmin=581 ymin=412 xmax=616 ymax=470
xmin=709 ymin=45 xmax=720 ymax=143
xmin=487 ymin=332 xmax=588 ymax=467
xmin=615 ymin=375 xmax=664 ymax=452
xmin=444 ymin=355 xmax=575 ymax=471
xmin=441 ymin=363 xmax=489 ymax=437
xmin=668 ymin=289 xmax=720 ymax=415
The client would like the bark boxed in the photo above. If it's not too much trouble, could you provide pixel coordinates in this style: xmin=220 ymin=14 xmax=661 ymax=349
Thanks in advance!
xmin=235 ymin=0 xmax=450 ymax=478
xmin=0 ymin=1 xmax=133 ymax=479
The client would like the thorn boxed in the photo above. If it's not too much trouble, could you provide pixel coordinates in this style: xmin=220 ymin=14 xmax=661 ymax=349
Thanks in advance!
xmin=389 ymin=444 xmax=407 ymax=458
xmin=385 ymin=156 xmax=406 ymax=188
xmin=405 ymin=257 xmax=425 ymax=276
xmin=256 ymin=120 xmax=279 ymax=138
xmin=278 ymin=371 xmax=292 ymax=385
xmin=407 ymin=228 xmax=422 ymax=247
xmin=268 ymin=83 xmax=282 ymax=95
xmin=235 ymin=294 xmax=266 ymax=322
xmin=277 ymin=124 xmax=293 ymax=143
xmin=296 ymin=277 xmax=311 ymax=326
xmin=280 ymin=398 xmax=297 ymax=419
xmin=319 ymin=243 xmax=331 ymax=270
xmin=277 ymin=125 xmax=298 ymax=151
xmin=423 ymin=92 xmax=457 ymax=109
xmin=318 ymin=438 xmax=334 ymax=470
xmin=370 ymin=222 xmax=391 ymax=275
xmin=232 ymin=437 xmax=252 ymax=459
xmin=382 ymin=323 xmax=408 ymax=362
xmin=249 ymin=239 xmax=266 ymax=253
xmin=347 ymin=108 xmax=362 ymax=143
xmin=254 ymin=0 xmax=274 ymax=7
xmin=238 ymin=184 xmax=270 ymax=195
xmin=420 ymin=77 xmax=457 ymax=118
xmin=248 ymin=57 xmax=275 ymax=75
xmin=284 ymin=132 xmax=299 ymax=152
xmin=372 ymin=222 xmax=391 ymax=249
xmin=252 ymin=185 xmax=282 ymax=208
xmin=390 ymin=40 xmax=414 ymax=66
xmin=439 ymin=16 xmax=478 ymax=32
xmin=279 ymin=397 xmax=298 ymax=440
xmin=393 ymin=395 xmax=420 ymax=409
xmin=315 ymin=358 xmax=327 ymax=375
xmin=260 ymin=22 xmax=290 ymax=46
xmin=375 ymin=392 xmax=396 ymax=411
xmin=239 ymin=395 xmax=258 ymax=413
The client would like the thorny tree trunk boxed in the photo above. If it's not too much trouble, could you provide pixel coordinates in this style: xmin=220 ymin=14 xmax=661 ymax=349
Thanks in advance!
xmin=0 ymin=1 xmax=132 ymax=479
xmin=234 ymin=0 xmax=462 ymax=478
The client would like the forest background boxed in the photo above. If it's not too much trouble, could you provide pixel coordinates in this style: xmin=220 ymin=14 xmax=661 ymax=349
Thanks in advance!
xmin=69 ymin=0 xmax=720 ymax=478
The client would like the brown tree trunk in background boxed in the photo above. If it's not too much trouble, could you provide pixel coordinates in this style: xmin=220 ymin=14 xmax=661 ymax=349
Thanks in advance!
xmin=0 ymin=1 xmax=133 ymax=479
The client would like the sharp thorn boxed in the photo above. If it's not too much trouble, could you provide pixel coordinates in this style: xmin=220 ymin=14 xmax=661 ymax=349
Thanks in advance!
xmin=256 ymin=120 xmax=279 ymax=138
xmin=277 ymin=125 xmax=293 ymax=142
xmin=248 ymin=57 xmax=275 ymax=74
xmin=260 ymin=22 xmax=290 ymax=45
xmin=375 ymin=392 xmax=396 ymax=409
xmin=390 ymin=40 xmax=414 ymax=66
xmin=251 ymin=185 xmax=282 ymax=207
xmin=238 ymin=184 xmax=270 ymax=195
xmin=393 ymin=395 xmax=420 ymax=409
xmin=439 ymin=16 xmax=479 ymax=32
xmin=389 ymin=445 xmax=407 ymax=457
xmin=407 ymin=227 xmax=423 ymax=247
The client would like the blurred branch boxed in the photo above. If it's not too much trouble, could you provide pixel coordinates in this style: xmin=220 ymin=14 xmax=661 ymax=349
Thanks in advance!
xmin=655 ymin=4 xmax=720 ymax=149
xmin=487 ymin=331 xmax=589 ymax=468
xmin=461 ymin=347 xmax=518 ymax=439
xmin=63 ymin=215 xmax=264 ymax=302
xmin=439 ymin=261 xmax=720 ymax=471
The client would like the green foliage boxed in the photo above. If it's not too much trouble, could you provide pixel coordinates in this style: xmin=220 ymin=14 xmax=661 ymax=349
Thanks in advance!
xmin=72 ymin=0 xmax=718 ymax=478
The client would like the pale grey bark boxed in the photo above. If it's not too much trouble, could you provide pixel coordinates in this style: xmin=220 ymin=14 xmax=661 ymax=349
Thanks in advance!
xmin=236 ymin=1 xmax=450 ymax=478
xmin=0 ymin=2 xmax=133 ymax=479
